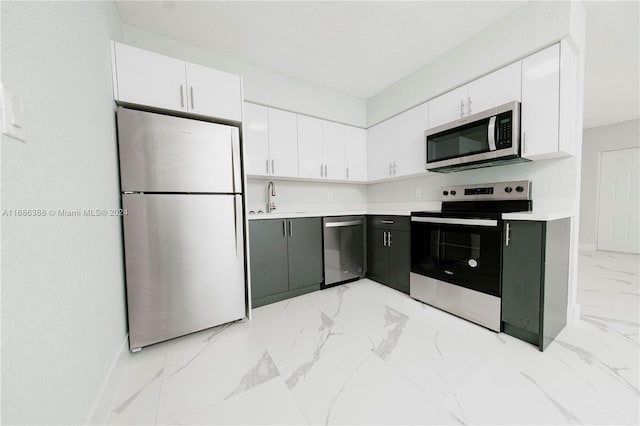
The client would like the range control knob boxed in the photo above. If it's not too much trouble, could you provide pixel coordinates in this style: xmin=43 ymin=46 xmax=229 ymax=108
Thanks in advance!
xmin=450 ymin=190 xmax=457 ymax=196
xmin=516 ymin=185 xmax=524 ymax=193
xmin=505 ymin=186 xmax=513 ymax=193
xmin=443 ymin=190 xmax=449 ymax=196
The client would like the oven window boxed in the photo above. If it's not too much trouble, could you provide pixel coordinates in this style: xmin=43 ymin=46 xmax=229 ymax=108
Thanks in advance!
xmin=427 ymin=117 xmax=491 ymax=163
xmin=411 ymin=221 xmax=502 ymax=296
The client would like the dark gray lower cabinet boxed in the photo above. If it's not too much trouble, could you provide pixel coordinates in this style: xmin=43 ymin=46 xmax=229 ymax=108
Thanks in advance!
xmin=501 ymin=218 xmax=571 ymax=351
xmin=249 ymin=217 xmax=323 ymax=307
xmin=366 ymin=216 xmax=410 ymax=294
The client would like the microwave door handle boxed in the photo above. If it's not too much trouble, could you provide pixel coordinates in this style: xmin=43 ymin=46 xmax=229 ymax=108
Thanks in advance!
xmin=488 ymin=116 xmax=497 ymax=151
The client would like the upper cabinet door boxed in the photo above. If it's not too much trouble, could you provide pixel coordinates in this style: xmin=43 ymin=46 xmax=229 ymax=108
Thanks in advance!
xmin=297 ymin=115 xmax=323 ymax=178
xmin=391 ymin=102 xmax=429 ymax=177
xmin=344 ymin=126 xmax=367 ymax=181
xmin=322 ymin=121 xmax=345 ymax=179
xmin=185 ymin=63 xmax=242 ymax=122
xmin=467 ymin=61 xmax=522 ymax=114
xmin=113 ymin=42 xmax=187 ymax=112
xmin=428 ymin=85 xmax=467 ymax=129
xmin=521 ymin=44 xmax=560 ymax=160
xmin=367 ymin=120 xmax=393 ymax=181
xmin=243 ymin=103 xmax=270 ymax=176
xmin=268 ymin=108 xmax=298 ymax=178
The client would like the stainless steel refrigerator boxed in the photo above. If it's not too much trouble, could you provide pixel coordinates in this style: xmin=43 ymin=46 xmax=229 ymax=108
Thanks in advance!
xmin=117 ymin=107 xmax=246 ymax=351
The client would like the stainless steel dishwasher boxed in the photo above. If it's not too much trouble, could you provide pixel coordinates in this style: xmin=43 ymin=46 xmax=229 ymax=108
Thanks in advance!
xmin=322 ymin=216 xmax=365 ymax=288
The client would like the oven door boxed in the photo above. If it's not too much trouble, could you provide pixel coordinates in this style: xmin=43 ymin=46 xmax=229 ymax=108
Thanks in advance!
xmin=411 ymin=217 xmax=502 ymax=297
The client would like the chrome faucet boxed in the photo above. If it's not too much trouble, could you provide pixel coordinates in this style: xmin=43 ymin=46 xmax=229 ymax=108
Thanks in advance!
xmin=267 ymin=181 xmax=276 ymax=213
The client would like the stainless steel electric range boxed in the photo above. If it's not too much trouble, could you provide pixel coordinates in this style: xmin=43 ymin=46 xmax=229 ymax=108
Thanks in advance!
xmin=410 ymin=180 xmax=532 ymax=331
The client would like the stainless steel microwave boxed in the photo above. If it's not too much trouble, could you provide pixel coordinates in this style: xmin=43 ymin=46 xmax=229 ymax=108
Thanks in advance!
xmin=425 ymin=101 xmax=528 ymax=173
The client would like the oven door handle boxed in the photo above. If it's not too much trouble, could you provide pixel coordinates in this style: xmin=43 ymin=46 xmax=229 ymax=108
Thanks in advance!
xmin=411 ymin=216 xmax=498 ymax=227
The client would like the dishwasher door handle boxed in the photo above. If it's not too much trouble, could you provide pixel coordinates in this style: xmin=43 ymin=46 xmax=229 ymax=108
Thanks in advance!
xmin=325 ymin=220 xmax=363 ymax=228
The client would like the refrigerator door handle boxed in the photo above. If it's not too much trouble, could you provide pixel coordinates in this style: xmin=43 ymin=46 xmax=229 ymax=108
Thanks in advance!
xmin=234 ymin=195 xmax=243 ymax=259
xmin=231 ymin=128 xmax=242 ymax=192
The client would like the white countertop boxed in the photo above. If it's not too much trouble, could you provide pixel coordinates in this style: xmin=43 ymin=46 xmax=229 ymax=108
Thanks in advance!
xmin=501 ymin=211 xmax=573 ymax=221
xmin=248 ymin=209 xmax=572 ymax=221
xmin=247 ymin=210 xmax=411 ymax=220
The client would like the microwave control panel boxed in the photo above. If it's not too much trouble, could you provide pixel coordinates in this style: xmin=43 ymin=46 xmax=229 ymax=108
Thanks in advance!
xmin=496 ymin=111 xmax=513 ymax=149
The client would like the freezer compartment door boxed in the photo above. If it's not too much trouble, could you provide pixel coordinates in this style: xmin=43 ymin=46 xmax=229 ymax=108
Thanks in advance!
xmin=122 ymin=193 xmax=246 ymax=349
xmin=118 ymin=108 xmax=241 ymax=193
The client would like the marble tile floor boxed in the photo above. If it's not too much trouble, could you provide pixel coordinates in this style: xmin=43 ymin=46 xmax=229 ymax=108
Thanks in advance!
xmin=106 ymin=250 xmax=639 ymax=425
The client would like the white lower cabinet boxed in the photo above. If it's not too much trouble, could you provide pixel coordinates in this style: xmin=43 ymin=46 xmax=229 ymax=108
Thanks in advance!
xmin=344 ymin=127 xmax=367 ymax=181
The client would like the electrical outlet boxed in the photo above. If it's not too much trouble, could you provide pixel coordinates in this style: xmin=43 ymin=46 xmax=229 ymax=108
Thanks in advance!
xmin=327 ymin=192 xmax=333 ymax=201
xmin=415 ymin=188 xmax=422 ymax=199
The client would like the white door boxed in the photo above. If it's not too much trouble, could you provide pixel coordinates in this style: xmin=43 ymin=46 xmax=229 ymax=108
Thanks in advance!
xmin=113 ymin=42 xmax=187 ymax=112
xmin=344 ymin=126 xmax=367 ymax=181
xmin=185 ymin=63 xmax=242 ymax=121
xmin=467 ymin=61 xmax=521 ymax=114
xmin=298 ymin=115 xmax=323 ymax=178
xmin=243 ymin=103 xmax=270 ymax=176
xmin=597 ymin=148 xmax=640 ymax=254
xmin=322 ymin=121 xmax=345 ymax=179
xmin=392 ymin=102 xmax=429 ymax=177
xmin=367 ymin=120 xmax=393 ymax=181
xmin=268 ymin=108 xmax=298 ymax=178
xmin=428 ymin=85 xmax=467 ymax=129
xmin=521 ymin=44 xmax=560 ymax=160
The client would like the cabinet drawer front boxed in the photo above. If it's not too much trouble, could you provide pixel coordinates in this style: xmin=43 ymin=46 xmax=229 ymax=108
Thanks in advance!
xmin=368 ymin=215 xmax=410 ymax=231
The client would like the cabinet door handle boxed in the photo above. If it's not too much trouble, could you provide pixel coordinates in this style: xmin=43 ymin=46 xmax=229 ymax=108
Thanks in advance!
xmin=180 ymin=85 xmax=184 ymax=108
xmin=324 ymin=164 xmax=328 ymax=177
xmin=346 ymin=166 xmax=349 ymax=179
xmin=393 ymin=162 xmax=397 ymax=175
xmin=467 ymin=96 xmax=472 ymax=115
xmin=283 ymin=220 xmax=287 ymax=237
xmin=505 ymin=223 xmax=511 ymax=246
xmin=381 ymin=220 xmax=394 ymax=224
xmin=460 ymin=100 xmax=465 ymax=118
xmin=389 ymin=163 xmax=393 ymax=176
xmin=388 ymin=231 xmax=392 ymax=247
xmin=266 ymin=159 xmax=270 ymax=174
xmin=190 ymin=86 xmax=195 ymax=109
xmin=383 ymin=231 xmax=387 ymax=247
xmin=288 ymin=220 xmax=293 ymax=237
xmin=272 ymin=159 xmax=275 ymax=175
xmin=320 ymin=164 xmax=324 ymax=177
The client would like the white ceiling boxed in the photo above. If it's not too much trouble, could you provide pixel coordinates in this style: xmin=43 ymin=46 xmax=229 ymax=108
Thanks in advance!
xmin=116 ymin=1 xmax=639 ymax=129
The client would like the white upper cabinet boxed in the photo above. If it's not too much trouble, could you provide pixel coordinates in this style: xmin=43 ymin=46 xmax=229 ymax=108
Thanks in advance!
xmin=243 ymin=103 xmax=270 ymax=176
xmin=428 ymin=62 xmax=522 ymax=130
xmin=112 ymin=42 xmax=241 ymax=121
xmin=243 ymin=103 xmax=298 ymax=178
xmin=298 ymin=115 xmax=323 ymax=178
xmin=367 ymin=119 xmax=393 ymax=181
xmin=428 ymin=86 xmax=467 ymax=129
xmin=344 ymin=127 xmax=367 ymax=181
xmin=112 ymin=42 xmax=187 ymax=112
xmin=184 ymin=63 xmax=242 ymax=121
xmin=521 ymin=43 xmax=561 ymax=160
xmin=267 ymin=108 xmax=298 ymax=178
xmin=392 ymin=102 xmax=429 ymax=177
xmin=467 ymin=61 xmax=521 ymax=114
xmin=322 ymin=121 xmax=345 ymax=179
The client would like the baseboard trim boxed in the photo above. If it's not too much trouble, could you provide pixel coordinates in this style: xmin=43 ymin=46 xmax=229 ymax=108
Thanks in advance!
xmin=579 ymin=243 xmax=596 ymax=251
xmin=567 ymin=303 xmax=581 ymax=325
xmin=85 ymin=334 xmax=129 ymax=425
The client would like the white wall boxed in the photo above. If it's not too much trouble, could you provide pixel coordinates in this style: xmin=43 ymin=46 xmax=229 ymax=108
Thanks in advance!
xmin=1 ymin=2 xmax=126 ymax=424
xmin=367 ymin=1 xmax=577 ymax=126
xmin=247 ymin=179 xmax=368 ymax=213
xmin=121 ymin=24 xmax=367 ymax=128
xmin=580 ymin=119 xmax=640 ymax=248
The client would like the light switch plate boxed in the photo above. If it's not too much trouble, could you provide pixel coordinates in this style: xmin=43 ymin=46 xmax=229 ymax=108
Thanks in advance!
xmin=1 ymin=83 xmax=26 ymax=142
